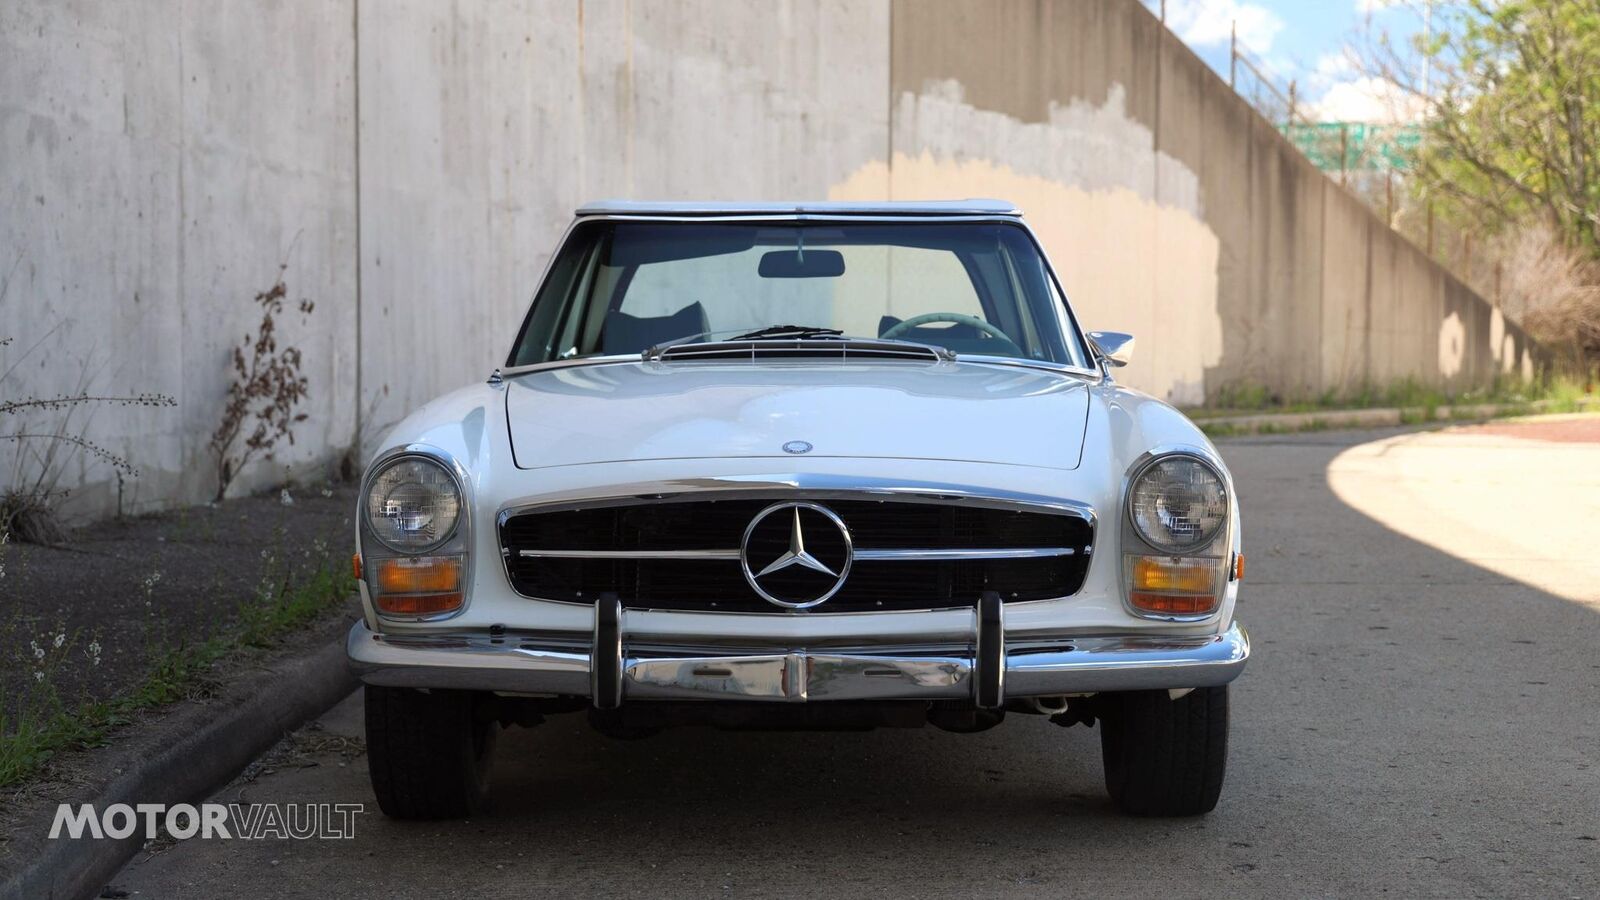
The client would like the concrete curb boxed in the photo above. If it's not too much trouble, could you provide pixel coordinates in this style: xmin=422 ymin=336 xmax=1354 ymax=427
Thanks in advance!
xmin=1197 ymin=397 xmax=1596 ymax=436
xmin=1 ymin=631 xmax=357 ymax=900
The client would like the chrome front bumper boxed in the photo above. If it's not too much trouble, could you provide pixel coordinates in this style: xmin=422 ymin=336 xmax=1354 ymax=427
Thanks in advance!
xmin=347 ymin=608 xmax=1250 ymax=705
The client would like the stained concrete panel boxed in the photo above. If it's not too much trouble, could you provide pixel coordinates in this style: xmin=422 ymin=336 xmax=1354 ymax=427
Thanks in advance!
xmin=2 ymin=0 xmax=356 ymax=519
xmin=356 ymin=0 xmax=891 ymax=440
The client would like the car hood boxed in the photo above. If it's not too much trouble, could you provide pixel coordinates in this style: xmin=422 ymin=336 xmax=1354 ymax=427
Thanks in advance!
xmin=504 ymin=360 xmax=1089 ymax=471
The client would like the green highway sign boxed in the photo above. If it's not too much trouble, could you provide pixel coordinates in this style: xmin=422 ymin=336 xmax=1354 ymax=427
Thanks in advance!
xmin=1282 ymin=122 xmax=1422 ymax=173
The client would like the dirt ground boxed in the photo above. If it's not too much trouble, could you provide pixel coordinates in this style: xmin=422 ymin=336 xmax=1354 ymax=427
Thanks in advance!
xmin=0 ymin=484 xmax=356 ymax=719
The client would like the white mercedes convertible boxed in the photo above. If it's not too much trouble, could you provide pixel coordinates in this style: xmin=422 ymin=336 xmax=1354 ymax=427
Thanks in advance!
xmin=348 ymin=200 xmax=1249 ymax=819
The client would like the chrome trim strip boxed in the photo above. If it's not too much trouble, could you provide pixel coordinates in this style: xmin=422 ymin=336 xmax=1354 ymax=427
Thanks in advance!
xmin=624 ymin=652 xmax=972 ymax=702
xmin=516 ymin=546 xmax=1077 ymax=562
xmin=496 ymin=475 xmax=1096 ymax=524
xmin=499 ymin=352 xmax=1099 ymax=380
xmin=1005 ymin=624 xmax=1251 ymax=695
xmin=518 ymin=548 xmax=743 ymax=560
xmin=854 ymin=547 xmax=1078 ymax=561
xmin=346 ymin=620 xmax=1250 ymax=698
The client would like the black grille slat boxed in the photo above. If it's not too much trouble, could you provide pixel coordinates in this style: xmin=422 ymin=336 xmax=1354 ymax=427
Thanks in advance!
xmin=501 ymin=499 xmax=1092 ymax=612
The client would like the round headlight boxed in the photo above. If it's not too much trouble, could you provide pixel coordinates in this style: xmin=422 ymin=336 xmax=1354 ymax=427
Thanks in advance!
xmin=1129 ymin=455 xmax=1228 ymax=553
xmin=364 ymin=457 xmax=462 ymax=553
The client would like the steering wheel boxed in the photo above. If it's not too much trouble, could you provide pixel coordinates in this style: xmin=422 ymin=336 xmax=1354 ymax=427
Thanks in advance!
xmin=881 ymin=312 xmax=1013 ymax=343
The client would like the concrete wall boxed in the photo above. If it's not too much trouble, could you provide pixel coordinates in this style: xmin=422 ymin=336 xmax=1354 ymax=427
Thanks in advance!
xmin=2 ymin=0 xmax=358 ymax=518
xmin=877 ymin=0 xmax=1540 ymax=402
xmin=1 ymin=0 xmax=1537 ymax=523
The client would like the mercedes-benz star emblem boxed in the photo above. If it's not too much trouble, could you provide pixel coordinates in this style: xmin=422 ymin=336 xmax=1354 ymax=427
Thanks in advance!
xmin=740 ymin=502 xmax=853 ymax=608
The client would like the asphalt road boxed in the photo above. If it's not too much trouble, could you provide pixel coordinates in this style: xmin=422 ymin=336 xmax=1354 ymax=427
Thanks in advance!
xmin=112 ymin=423 xmax=1600 ymax=898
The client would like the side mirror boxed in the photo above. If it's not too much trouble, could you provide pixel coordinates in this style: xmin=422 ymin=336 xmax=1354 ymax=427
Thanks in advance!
xmin=1087 ymin=331 xmax=1135 ymax=367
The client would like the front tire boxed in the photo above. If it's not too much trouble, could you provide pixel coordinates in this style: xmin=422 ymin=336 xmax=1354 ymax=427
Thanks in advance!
xmin=1099 ymin=686 xmax=1228 ymax=816
xmin=365 ymin=686 xmax=497 ymax=820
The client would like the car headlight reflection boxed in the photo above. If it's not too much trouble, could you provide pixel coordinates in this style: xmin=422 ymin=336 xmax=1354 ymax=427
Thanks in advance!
xmin=1129 ymin=455 xmax=1227 ymax=553
xmin=364 ymin=457 xmax=462 ymax=553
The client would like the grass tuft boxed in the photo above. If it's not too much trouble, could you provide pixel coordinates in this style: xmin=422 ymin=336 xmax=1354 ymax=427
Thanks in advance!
xmin=0 ymin=555 xmax=352 ymax=789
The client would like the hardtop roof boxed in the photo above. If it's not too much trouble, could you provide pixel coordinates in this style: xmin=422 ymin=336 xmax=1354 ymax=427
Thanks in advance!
xmin=574 ymin=199 xmax=1023 ymax=218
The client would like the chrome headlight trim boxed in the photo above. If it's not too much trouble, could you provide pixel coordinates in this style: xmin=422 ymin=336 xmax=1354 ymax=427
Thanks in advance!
xmin=357 ymin=443 xmax=475 ymax=623
xmin=1124 ymin=450 xmax=1230 ymax=555
xmin=1119 ymin=445 xmax=1235 ymax=624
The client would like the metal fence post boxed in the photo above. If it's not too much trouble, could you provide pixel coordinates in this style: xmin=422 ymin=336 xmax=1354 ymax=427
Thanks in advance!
xmin=1230 ymin=21 xmax=1237 ymax=89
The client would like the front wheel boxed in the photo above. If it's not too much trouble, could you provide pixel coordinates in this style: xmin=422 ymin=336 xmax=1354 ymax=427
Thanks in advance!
xmin=365 ymin=686 xmax=498 ymax=819
xmin=1099 ymin=686 xmax=1228 ymax=816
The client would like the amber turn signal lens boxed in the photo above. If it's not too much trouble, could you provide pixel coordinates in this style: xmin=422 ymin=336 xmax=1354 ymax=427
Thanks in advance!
xmin=370 ymin=556 xmax=463 ymax=616
xmin=1127 ymin=554 xmax=1222 ymax=616
xmin=374 ymin=556 xmax=462 ymax=594
xmin=1233 ymin=553 xmax=1246 ymax=581
xmin=352 ymin=553 xmax=363 ymax=580
xmin=1129 ymin=592 xmax=1218 ymax=615
xmin=375 ymin=592 xmax=463 ymax=616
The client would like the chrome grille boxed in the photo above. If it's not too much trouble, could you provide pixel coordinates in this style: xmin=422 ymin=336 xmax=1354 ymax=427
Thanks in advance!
xmin=499 ymin=497 xmax=1093 ymax=612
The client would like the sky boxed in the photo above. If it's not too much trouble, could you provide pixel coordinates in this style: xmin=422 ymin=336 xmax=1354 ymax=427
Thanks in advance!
xmin=1143 ymin=0 xmax=1432 ymax=124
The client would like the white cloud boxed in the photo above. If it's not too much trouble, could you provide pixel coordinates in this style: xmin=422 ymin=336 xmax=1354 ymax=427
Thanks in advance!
xmin=1314 ymin=51 xmax=1356 ymax=82
xmin=1307 ymin=75 xmax=1425 ymax=123
xmin=1355 ymin=0 xmax=1404 ymax=14
xmin=1162 ymin=0 xmax=1285 ymax=53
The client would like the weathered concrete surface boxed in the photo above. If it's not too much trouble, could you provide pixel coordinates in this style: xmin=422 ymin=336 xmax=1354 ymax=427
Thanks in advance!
xmin=882 ymin=0 xmax=1541 ymax=404
xmin=3 ymin=0 xmax=1541 ymax=523
xmin=1 ymin=0 xmax=358 ymax=517
xmin=105 ymin=422 xmax=1600 ymax=897
xmin=354 ymin=0 xmax=890 ymax=439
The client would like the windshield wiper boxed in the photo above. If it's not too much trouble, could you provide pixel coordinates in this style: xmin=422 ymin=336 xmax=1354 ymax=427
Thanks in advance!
xmin=643 ymin=326 xmax=956 ymax=362
xmin=726 ymin=324 xmax=845 ymax=341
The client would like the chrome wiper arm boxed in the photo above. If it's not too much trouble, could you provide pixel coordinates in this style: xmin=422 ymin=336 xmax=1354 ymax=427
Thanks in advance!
xmin=641 ymin=330 xmax=719 ymax=360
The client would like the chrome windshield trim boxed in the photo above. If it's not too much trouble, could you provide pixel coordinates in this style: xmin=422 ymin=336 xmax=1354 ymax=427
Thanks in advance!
xmin=499 ymin=352 xmax=1098 ymax=380
xmin=518 ymin=548 xmax=742 ymax=560
xmin=496 ymin=475 xmax=1096 ymax=527
xmin=955 ymin=354 xmax=1102 ymax=379
xmin=854 ymin=547 xmax=1079 ymax=561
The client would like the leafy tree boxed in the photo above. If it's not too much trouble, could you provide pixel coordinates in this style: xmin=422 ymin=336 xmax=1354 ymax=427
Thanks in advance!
xmin=1367 ymin=0 xmax=1600 ymax=252
xmin=1357 ymin=1 xmax=1600 ymax=368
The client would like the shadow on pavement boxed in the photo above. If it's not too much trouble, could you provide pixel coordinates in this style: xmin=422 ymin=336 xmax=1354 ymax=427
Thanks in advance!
xmin=113 ymin=427 xmax=1600 ymax=898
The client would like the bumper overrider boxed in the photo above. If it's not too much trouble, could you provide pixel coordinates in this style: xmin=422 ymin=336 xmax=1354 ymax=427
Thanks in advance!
xmin=347 ymin=596 xmax=1249 ymax=707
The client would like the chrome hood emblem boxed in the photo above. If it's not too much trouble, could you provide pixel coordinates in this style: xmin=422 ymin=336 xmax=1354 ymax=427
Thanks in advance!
xmin=740 ymin=502 xmax=853 ymax=608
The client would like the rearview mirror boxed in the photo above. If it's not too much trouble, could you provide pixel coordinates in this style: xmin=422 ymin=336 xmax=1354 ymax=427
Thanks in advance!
xmin=758 ymin=249 xmax=846 ymax=278
xmin=1087 ymin=331 xmax=1135 ymax=367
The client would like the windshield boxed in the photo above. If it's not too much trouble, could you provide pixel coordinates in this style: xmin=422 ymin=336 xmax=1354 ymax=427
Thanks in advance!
xmin=506 ymin=220 xmax=1093 ymax=367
